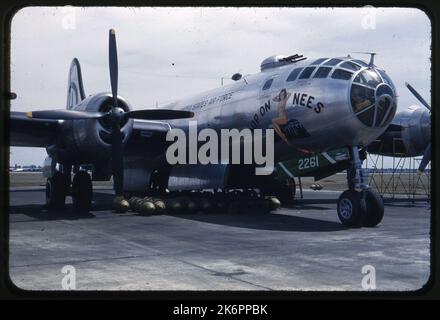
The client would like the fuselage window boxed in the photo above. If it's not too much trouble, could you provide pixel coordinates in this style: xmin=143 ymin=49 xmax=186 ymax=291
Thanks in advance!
xmin=324 ymin=58 xmax=343 ymax=66
xmin=310 ymin=58 xmax=328 ymax=65
xmin=340 ymin=61 xmax=361 ymax=71
xmin=262 ymin=78 xmax=274 ymax=90
xmin=313 ymin=67 xmax=332 ymax=79
xmin=331 ymin=69 xmax=353 ymax=80
xmin=298 ymin=66 xmax=316 ymax=79
xmin=286 ymin=68 xmax=303 ymax=82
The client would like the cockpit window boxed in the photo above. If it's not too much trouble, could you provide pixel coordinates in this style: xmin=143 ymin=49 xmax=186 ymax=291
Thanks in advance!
xmin=262 ymin=78 xmax=274 ymax=90
xmin=354 ymin=69 xmax=381 ymax=87
xmin=375 ymin=95 xmax=392 ymax=126
xmin=357 ymin=106 xmax=376 ymax=127
xmin=351 ymin=84 xmax=376 ymax=127
xmin=351 ymin=84 xmax=375 ymax=113
xmin=350 ymin=69 xmax=396 ymax=128
xmin=377 ymin=69 xmax=395 ymax=88
xmin=324 ymin=58 xmax=343 ymax=66
xmin=310 ymin=58 xmax=328 ymax=65
xmin=313 ymin=67 xmax=332 ymax=79
xmin=331 ymin=69 xmax=353 ymax=80
xmin=376 ymin=84 xmax=394 ymax=97
xmin=298 ymin=66 xmax=316 ymax=79
xmin=286 ymin=67 xmax=303 ymax=82
xmin=340 ymin=61 xmax=361 ymax=71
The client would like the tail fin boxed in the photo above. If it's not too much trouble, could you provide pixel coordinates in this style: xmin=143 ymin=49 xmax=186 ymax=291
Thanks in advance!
xmin=66 ymin=58 xmax=86 ymax=109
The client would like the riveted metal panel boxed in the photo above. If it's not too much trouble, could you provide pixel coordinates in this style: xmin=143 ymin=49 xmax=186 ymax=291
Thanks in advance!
xmin=168 ymin=164 xmax=228 ymax=191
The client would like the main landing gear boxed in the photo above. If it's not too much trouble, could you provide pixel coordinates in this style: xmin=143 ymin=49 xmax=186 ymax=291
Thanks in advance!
xmin=46 ymin=166 xmax=93 ymax=211
xmin=46 ymin=171 xmax=66 ymax=209
xmin=337 ymin=147 xmax=384 ymax=228
xmin=266 ymin=177 xmax=296 ymax=205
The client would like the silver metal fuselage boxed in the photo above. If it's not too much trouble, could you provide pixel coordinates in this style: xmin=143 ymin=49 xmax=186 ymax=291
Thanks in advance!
xmin=164 ymin=56 xmax=397 ymax=162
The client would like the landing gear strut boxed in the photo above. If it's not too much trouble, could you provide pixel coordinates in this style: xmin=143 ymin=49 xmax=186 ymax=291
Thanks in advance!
xmin=271 ymin=177 xmax=296 ymax=205
xmin=72 ymin=170 xmax=93 ymax=211
xmin=45 ymin=165 xmax=93 ymax=212
xmin=337 ymin=147 xmax=384 ymax=228
xmin=46 ymin=171 xmax=66 ymax=209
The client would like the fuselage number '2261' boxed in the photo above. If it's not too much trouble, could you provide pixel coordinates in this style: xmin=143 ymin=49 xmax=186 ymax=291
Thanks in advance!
xmin=298 ymin=155 xmax=319 ymax=170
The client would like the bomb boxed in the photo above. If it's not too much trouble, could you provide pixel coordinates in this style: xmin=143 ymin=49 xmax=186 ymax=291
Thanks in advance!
xmin=128 ymin=197 xmax=142 ymax=212
xmin=200 ymin=198 xmax=213 ymax=212
xmin=268 ymin=196 xmax=281 ymax=210
xmin=132 ymin=198 xmax=144 ymax=212
xmin=152 ymin=199 xmax=167 ymax=214
xmin=186 ymin=198 xmax=199 ymax=212
xmin=166 ymin=198 xmax=183 ymax=213
xmin=113 ymin=196 xmax=130 ymax=213
xmin=215 ymin=200 xmax=226 ymax=211
xmin=138 ymin=200 xmax=156 ymax=215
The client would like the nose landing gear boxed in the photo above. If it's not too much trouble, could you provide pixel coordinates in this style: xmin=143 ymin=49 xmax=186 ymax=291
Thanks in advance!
xmin=337 ymin=147 xmax=384 ymax=228
xmin=337 ymin=190 xmax=362 ymax=227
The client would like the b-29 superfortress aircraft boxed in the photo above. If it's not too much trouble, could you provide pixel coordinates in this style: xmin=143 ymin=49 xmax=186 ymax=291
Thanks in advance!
xmin=10 ymin=29 xmax=431 ymax=228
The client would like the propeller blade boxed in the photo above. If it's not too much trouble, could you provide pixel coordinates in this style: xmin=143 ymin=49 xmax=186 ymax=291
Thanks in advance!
xmin=405 ymin=82 xmax=431 ymax=111
xmin=26 ymin=110 xmax=105 ymax=120
xmin=126 ymin=109 xmax=194 ymax=120
xmin=418 ymin=143 xmax=431 ymax=173
xmin=109 ymin=29 xmax=119 ymax=108
xmin=106 ymin=29 xmax=195 ymax=199
xmin=111 ymin=122 xmax=124 ymax=196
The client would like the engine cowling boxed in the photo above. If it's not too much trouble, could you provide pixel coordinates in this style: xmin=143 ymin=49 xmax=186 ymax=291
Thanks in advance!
xmin=367 ymin=105 xmax=430 ymax=157
xmin=50 ymin=92 xmax=134 ymax=165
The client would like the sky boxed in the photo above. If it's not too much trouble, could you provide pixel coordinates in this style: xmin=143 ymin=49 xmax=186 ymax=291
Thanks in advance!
xmin=9 ymin=7 xmax=431 ymax=167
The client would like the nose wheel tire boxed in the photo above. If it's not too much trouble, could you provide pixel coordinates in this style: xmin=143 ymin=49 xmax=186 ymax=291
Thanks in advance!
xmin=360 ymin=189 xmax=384 ymax=227
xmin=337 ymin=190 xmax=362 ymax=228
xmin=72 ymin=170 xmax=93 ymax=211
xmin=46 ymin=171 xmax=67 ymax=210
xmin=337 ymin=189 xmax=385 ymax=228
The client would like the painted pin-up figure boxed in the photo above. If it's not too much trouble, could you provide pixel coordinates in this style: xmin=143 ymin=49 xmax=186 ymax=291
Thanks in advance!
xmin=272 ymin=88 xmax=292 ymax=144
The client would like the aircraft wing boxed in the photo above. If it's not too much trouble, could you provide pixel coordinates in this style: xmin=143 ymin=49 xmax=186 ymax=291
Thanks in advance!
xmin=366 ymin=123 xmax=406 ymax=156
xmin=10 ymin=112 xmax=173 ymax=160
xmin=10 ymin=112 xmax=172 ymax=146
xmin=10 ymin=111 xmax=60 ymax=147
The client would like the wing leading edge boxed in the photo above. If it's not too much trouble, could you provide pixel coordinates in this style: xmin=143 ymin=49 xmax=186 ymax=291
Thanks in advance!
xmin=10 ymin=111 xmax=60 ymax=147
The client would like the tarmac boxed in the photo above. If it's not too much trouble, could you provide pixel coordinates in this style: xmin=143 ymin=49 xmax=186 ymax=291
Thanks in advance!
xmin=9 ymin=188 xmax=431 ymax=291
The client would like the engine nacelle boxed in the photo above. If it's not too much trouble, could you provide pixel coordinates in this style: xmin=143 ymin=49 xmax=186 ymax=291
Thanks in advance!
xmin=50 ymin=92 xmax=133 ymax=165
xmin=368 ymin=105 xmax=430 ymax=157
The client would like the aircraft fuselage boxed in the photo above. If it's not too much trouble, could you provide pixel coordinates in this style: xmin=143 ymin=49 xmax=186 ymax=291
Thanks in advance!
xmin=165 ymin=56 xmax=397 ymax=162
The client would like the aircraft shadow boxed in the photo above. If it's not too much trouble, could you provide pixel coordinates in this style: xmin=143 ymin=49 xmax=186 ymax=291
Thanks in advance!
xmin=9 ymin=204 xmax=96 ymax=221
xmin=9 ymin=191 xmax=347 ymax=231
xmin=168 ymin=211 xmax=347 ymax=232
xmin=283 ymin=204 xmax=330 ymax=211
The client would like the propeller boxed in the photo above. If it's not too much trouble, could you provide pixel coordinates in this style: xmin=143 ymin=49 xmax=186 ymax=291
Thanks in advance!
xmin=26 ymin=28 xmax=194 ymax=197
xmin=418 ymin=143 xmax=431 ymax=173
xmin=405 ymin=82 xmax=431 ymax=173
xmin=405 ymin=82 xmax=431 ymax=112
xmin=25 ymin=108 xmax=193 ymax=121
